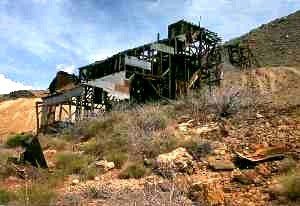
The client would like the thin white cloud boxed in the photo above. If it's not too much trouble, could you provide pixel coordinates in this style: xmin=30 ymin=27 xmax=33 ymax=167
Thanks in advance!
xmin=56 ymin=64 xmax=76 ymax=74
xmin=0 ymin=74 xmax=32 ymax=94
xmin=88 ymin=48 xmax=123 ymax=62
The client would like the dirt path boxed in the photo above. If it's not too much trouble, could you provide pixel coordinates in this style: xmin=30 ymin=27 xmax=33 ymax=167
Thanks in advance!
xmin=0 ymin=98 xmax=40 ymax=142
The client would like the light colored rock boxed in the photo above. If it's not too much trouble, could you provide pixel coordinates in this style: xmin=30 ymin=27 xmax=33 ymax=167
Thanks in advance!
xmin=95 ymin=160 xmax=115 ymax=171
xmin=156 ymin=147 xmax=194 ymax=176
xmin=256 ymin=113 xmax=264 ymax=118
xmin=208 ymin=157 xmax=235 ymax=171
xmin=71 ymin=179 xmax=80 ymax=185
xmin=195 ymin=122 xmax=219 ymax=135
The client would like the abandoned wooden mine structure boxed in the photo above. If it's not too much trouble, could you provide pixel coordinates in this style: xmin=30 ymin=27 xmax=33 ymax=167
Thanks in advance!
xmin=225 ymin=38 xmax=259 ymax=69
xmin=36 ymin=20 xmax=223 ymax=133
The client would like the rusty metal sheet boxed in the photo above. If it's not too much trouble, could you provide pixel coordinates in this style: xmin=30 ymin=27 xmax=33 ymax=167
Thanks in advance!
xmin=235 ymin=145 xmax=286 ymax=163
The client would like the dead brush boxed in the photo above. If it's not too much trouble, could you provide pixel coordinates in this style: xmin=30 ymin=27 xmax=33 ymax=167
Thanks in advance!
xmin=85 ymin=185 xmax=113 ymax=199
xmin=210 ymin=87 xmax=241 ymax=118
xmin=142 ymin=177 xmax=192 ymax=206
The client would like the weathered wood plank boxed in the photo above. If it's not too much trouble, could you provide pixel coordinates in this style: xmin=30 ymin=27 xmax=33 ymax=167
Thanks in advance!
xmin=125 ymin=56 xmax=151 ymax=70
xmin=151 ymin=43 xmax=175 ymax=54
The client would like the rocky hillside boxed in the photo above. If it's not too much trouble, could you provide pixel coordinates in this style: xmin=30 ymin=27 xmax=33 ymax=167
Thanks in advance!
xmin=0 ymin=98 xmax=41 ymax=142
xmin=226 ymin=10 xmax=300 ymax=67
xmin=0 ymin=90 xmax=47 ymax=102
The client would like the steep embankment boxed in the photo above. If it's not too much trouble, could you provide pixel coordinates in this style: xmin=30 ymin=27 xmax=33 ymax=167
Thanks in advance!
xmin=223 ymin=66 xmax=300 ymax=106
xmin=0 ymin=98 xmax=40 ymax=141
xmin=226 ymin=10 xmax=300 ymax=67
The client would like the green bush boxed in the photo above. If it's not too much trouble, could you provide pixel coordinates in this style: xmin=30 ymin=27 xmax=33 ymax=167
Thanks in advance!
xmin=0 ymin=150 xmax=11 ymax=165
xmin=0 ymin=188 xmax=12 ymax=204
xmin=14 ymin=183 xmax=56 ymax=206
xmin=119 ymin=162 xmax=150 ymax=179
xmin=55 ymin=152 xmax=94 ymax=176
xmin=280 ymin=170 xmax=300 ymax=200
xmin=5 ymin=133 xmax=32 ymax=148
xmin=81 ymin=112 xmax=125 ymax=138
xmin=0 ymin=163 xmax=16 ymax=180
xmin=143 ymin=133 xmax=179 ymax=158
xmin=182 ymin=140 xmax=212 ymax=159
xmin=81 ymin=165 xmax=99 ymax=181
xmin=105 ymin=152 xmax=128 ymax=169
xmin=80 ymin=113 xmax=129 ymax=168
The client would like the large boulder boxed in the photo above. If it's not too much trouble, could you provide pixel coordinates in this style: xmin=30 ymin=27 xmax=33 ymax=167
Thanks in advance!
xmin=156 ymin=147 xmax=194 ymax=177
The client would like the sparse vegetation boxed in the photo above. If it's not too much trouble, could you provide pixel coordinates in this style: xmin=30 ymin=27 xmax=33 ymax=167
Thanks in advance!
xmin=183 ymin=140 xmax=212 ymax=159
xmin=119 ymin=162 xmax=150 ymax=179
xmin=5 ymin=133 xmax=32 ymax=148
xmin=280 ymin=169 xmax=300 ymax=200
xmin=0 ymin=188 xmax=13 ymax=204
xmin=14 ymin=182 xmax=56 ymax=206
xmin=39 ymin=135 xmax=71 ymax=151
xmin=211 ymin=87 xmax=241 ymax=118
xmin=55 ymin=152 xmax=96 ymax=178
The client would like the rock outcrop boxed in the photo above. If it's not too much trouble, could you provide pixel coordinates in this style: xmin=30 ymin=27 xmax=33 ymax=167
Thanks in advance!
xmin=156 ymin=147 xmax=194 ymax=176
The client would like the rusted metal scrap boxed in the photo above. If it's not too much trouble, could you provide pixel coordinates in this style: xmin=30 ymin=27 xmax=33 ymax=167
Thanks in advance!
xmin=234 ymin=145 xmax=286 ymax=169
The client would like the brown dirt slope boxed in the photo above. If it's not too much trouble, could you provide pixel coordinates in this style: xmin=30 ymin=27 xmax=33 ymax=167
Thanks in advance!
xmin=223 ymin=66 xmax=300 ymax=106
xmin=226 ymin=10 xmax=300 ymax=67
xmin=0 ymin=98 xmax=40 ymax=142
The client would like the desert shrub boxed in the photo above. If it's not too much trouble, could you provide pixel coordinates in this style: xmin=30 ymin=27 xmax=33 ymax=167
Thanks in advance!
xmin=119 ymin=162 xmax=150 ymax=179
xmin=105 ymin=152 xmax=128 ymax=169
xmin=143 ymin=132 xmax=179 ymax=158
xmin=81 ymin=112 xmax=126 ymax=138
xmin=210 ymin=87 xmax=241 ymax=118
xmin=143 ymin=180 xmax=191 ymax=205
xmin=280 ymin=170 xmax=300 ymax=200
xmin=39 ymin=135 xmax=70 ymax=151
xmin=60 ymin=193 xmax=83 ymax=206
xmin=80 ymin=113 xmax=129 ymax=168
xmin=85 ymin=185 xmax=112 ymax=199
xmin=0 ymin=150 xmax=11 ymax=165
xmin=0 ymin=188 xmax=13 ymax=204
xmin=277 ymin=157 xmax=297 ymax=174
xmin=14 ymin=183 xmax=56 ymax=206
xmin=0 ymin=163 xmax=16 ymax=180
xmin=168 ymin=89 xmax=210 ymax=119
xmin=5 ymin=133 xmax=32 ymax=148
xmin=55 ymin=152 xmax=95 ymax=176
xmin=81 ymin=165 xmax=99 ymax=181
xmin=183 ymin=140 xmax=212 ymax=159
xmin=135 ymin=106 xmax=168 ymax=135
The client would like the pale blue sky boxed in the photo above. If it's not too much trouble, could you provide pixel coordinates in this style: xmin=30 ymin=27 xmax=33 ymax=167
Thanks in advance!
xmin=0 ymin=0 xmax=299 ymax=93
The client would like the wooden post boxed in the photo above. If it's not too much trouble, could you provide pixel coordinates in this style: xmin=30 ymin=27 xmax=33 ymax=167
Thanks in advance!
xmin=35 ymin=102 xmax=40 ymax=135
xmin=59 ymin=104 xmax=63 ymax=121
xmin=68 ymin=101 xmax=72 ymax=121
